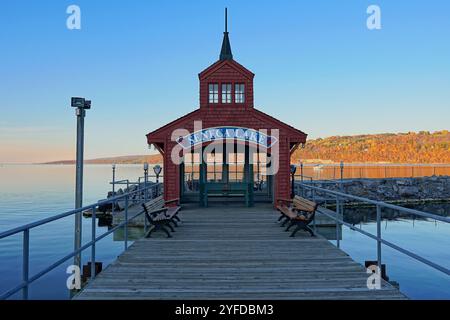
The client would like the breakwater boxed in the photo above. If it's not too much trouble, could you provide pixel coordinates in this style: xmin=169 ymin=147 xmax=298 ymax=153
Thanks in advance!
xmin=303 ymin=176 xmax=450 ymax=202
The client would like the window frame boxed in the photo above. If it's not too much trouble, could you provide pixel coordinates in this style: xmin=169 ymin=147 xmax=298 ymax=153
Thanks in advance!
xmin=208 ymin=83 xmax=219 ymax=104
xmin=221 ymin=83 xmax=232 ymax=104
xmin=235 ymin=83 xmax=245 ymax=104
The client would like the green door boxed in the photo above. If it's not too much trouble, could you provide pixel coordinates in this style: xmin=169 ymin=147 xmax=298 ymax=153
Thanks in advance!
xmin=200 ymin=145 xmax=254 ymax=207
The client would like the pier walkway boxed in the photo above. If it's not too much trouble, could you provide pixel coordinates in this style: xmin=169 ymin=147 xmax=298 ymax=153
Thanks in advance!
xmin=75 ymin=203 xmax=406 ymax=300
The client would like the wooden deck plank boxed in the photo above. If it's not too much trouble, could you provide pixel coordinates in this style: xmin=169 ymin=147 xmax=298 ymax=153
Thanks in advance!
xmin=75 ymin=203 xmax=406 ymax=300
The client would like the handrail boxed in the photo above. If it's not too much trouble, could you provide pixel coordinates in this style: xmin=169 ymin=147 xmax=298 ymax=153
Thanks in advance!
xmin=0 ymin=183 xmax=162 ymax=300
xmin=298 ymin=183 xmax=450 ymax=223
xmin=298 ymin=183 xmax=450 ymax=277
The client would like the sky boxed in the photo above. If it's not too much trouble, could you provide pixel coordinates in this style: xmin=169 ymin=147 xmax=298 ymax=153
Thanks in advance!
xmin=0 ymin=0 xmax=449 ymax=163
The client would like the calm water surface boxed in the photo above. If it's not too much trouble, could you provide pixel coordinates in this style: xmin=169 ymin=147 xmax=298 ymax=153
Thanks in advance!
xmin=0 ymin=164 xmax=151 ymax=299
xmin=0 ymin=165 xmax=449 ymax=299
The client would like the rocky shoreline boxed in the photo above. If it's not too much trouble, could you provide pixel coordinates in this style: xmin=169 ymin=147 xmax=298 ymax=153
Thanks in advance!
xmin=304 ymin=176 xmax=450 ymax=203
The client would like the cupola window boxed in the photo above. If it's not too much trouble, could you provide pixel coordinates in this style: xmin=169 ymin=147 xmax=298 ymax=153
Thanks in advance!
xmin=222 ymin=83 xmax=232 ymax=104
xmin=235 ymin=84 xmax=245 ymax=103
xmin=209 ymin=83 xmax=219 ymax=103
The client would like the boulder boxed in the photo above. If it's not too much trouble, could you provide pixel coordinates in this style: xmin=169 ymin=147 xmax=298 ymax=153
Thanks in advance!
xmin=398 ymin=186 xmax=419 ymax=198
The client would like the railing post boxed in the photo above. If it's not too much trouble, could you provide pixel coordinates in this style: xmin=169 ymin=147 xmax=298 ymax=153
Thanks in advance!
xmin=144 ymin=163 xmax=149 ymax=202
xmin=124 ymin=195 xmax=129 ymax=250
xmin=22 ymin=229 xmax=29 ymax=300
xmin=144 ymin=206 xmax=148 ymax=234
xmin=335 ymin=196 xmax=340 ymax=248
xmin=313 ymin=204 xmax=317 ymax=233
xmin=91 ymin=206 xmax=96 ymax=281
xmin=376 ymin=204 xmax=382 ymax=270
xmin=300 ymin=162 xmax=304 ymax=183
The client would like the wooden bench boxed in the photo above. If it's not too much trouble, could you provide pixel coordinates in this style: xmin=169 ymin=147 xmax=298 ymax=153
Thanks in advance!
xmin=276 ymin=196 xmax=318 ymax=237
xmin=141 ymin=199 xmax=181 ymax=238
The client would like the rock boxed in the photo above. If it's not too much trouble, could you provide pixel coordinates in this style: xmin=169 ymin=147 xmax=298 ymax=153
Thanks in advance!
xmin=398 ymin=186 xmax=419 ymax=197
xmin=396 ymin=179 xmax=412 ymax=186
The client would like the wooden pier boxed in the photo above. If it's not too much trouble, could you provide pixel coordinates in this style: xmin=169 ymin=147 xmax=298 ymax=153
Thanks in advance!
xmin=75 ymin=204 xmax=406 ymax=300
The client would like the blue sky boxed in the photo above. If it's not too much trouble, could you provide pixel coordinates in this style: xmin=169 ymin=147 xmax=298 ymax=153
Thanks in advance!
xmin=0 ymin=0 xmax=449 ymax=162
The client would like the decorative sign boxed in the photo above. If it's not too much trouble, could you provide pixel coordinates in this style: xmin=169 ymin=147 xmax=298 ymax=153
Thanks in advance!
xmin=176 ymin=127 xmax=278 ymax=149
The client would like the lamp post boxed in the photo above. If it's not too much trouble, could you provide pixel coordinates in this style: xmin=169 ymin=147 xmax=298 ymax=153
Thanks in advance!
xmin=153 ymin=165 xmax=162 ymax=197
xmin=153 ymin=165 xmax=162 ymax=183
xmin=290 ymin=164 xmax=297 ymax=199
xmin=112 ymin=164 xmax=116 ymax=195
xmin=144 ymin=163 xmax=149 ymax=201
xmin=71 ymin=97 xmax=91 ymax=270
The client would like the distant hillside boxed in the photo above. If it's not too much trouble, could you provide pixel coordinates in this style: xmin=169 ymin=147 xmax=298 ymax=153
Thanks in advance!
xmin=294 ymin=130 xmax=450 ymax=164
xmin=43 ymin=154 xmax=162 ymax=165
xmin=42 ymin=131 xmax=450 ymax=165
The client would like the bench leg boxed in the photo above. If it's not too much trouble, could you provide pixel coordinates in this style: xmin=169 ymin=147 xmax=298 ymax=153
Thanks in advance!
xmin=277 ymin=214 xmax=284 ymax=222
xmin=304 ymin=225 xmax=315 ymax=237
xmin=146 ymin=225 xmax=156 ymax=238
xmin=174 ymin=216 xmax=181 ymax=222
xmin=289 ymin=224 xmax=302 ymax=237
xmin=146 ymin=224 xmax=172 ymax=238
xmin=160 ymin=225 xmax=172 ymax=238
xmin=170 ymin=219 xmax=179 ymax=227
xmin=285 ymin=220 xmax=296 ymax=232
xmin=165 ymin=222 xmax=175 ymax=233
xmin=280 ymin=217 xmax=290 ymax=227
xmin=290 ymin=223 xmax=315 ymax=237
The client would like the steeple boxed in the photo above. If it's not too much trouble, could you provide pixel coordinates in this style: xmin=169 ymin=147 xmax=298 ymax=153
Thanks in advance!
xmin=219 ymin=8 xmax=233 ymax=61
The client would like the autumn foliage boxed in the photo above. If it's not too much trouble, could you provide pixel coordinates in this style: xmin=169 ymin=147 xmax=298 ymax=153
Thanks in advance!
xmin=294 ymin=131 xmax=450 ymax=164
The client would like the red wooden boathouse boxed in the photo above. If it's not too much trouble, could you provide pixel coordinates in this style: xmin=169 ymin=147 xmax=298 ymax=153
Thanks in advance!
xmin=146 ymin=12 xmax=307 ymax=207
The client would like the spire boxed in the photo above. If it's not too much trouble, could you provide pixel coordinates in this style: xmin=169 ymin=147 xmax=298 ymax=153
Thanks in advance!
xmin=219 ymin=8 xmax=233 ymax=61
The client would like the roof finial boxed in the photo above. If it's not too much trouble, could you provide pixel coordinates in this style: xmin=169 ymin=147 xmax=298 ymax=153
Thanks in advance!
xmin=225 ymin=7 xmax=228 ymax=33
xmin=220 ymin=7 xmax=233 ymax=61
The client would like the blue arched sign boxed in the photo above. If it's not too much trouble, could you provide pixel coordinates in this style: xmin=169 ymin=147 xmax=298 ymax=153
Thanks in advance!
xmin=176 ymin=127 xmax=278 ymax=149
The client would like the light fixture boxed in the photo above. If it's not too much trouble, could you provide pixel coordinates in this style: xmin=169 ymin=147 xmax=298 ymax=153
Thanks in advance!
xmin=290 ymin=164 xmax=297 ymax=175
xmin=71 ymin=97 xmax=91 ymax=109
xmin=153 ymin=165 xmax=162 ymax=176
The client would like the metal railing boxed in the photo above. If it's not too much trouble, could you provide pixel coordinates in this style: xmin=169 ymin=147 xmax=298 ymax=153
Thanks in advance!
xmin=297 ymin=182 xmax=450 ymax=277
xmin=0 ymin=183 xmax=162 ymax=300
xmin=293 ymin=163 xmax=450 ymax=180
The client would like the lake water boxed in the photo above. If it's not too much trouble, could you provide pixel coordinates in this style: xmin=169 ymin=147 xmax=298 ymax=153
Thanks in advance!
xmin=0 ymin=165 xmax=449 ymax=300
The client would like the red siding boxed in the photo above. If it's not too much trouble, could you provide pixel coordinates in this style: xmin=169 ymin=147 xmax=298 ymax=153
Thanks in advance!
xmin=147 ymin=57 xmax=307 ymax=207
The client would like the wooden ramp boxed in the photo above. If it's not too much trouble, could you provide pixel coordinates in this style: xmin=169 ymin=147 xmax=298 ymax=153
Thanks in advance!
xmin=75 ymin=203 xmax=406 ymax=300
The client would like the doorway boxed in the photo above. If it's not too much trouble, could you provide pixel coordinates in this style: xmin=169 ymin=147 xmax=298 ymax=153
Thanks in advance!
xmin=180 ymin=143 xmax=273 ymax=206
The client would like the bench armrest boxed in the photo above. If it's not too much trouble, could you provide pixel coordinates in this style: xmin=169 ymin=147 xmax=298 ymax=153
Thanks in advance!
xmin=276 ymin=198 xmax=293 ymax=205
xmin=144 ymin=207 xmax=168 ymax=218
xmin=165 ymin=198 xmax=180 ymax=205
